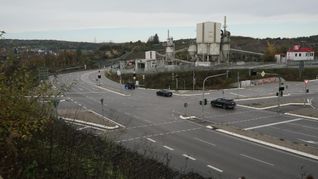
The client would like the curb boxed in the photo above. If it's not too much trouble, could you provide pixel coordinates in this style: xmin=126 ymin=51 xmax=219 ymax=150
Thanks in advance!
xmin=60 ymin=117 xmax=119 ymax=130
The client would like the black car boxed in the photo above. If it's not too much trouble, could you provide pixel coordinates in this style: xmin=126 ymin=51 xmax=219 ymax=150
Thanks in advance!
xmin=124 ymin=83 xmax=135 ymax=90
xmin=211 ymin=98 xmax=236 ymax=109
xmin=156 ymin=89 xmax=173 ymax=97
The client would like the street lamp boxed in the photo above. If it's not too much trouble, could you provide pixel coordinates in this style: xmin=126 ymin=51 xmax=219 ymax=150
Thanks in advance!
xmin=201 ymin=73 xmax=227 ymax=118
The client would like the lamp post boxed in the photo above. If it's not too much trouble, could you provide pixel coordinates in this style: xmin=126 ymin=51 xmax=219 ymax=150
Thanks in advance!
xmin=201 ymin=73 xmax=227 ymax=118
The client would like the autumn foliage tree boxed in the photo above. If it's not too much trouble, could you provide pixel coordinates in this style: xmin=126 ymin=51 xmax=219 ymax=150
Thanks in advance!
xmin=263 ymin=41 xmax=276 ymax=62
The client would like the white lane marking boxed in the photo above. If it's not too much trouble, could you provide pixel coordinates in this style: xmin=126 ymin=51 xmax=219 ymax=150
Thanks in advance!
xmin=182 ymin=154 xmax=196 ymax=161
xmin=298 ymin=139 xmax=318 ymax=145
xmin=240 ymin=154 xmax=274 ymax=166
xmin=235 ymin=93 xmax=291 ymax=102
xmin=179 ymin=115 xmax=197 ymax=120
xmin=238 ymin=103 xmax=309 ymax=110
xmin=174 ymin=92 xmax=210 ymax=97
xmin=244 ymin=118 xmax=303 ymax=130
xmin=193 ymin=137 xmax=216 ymax=147
xmin=285 ymin=112 xmax=318 ymax=121
xmin=230 ymin=92 xmax=246 ymax=97
xmin=96 ymin=86 xmax=130 ymax=97
xmin=117 ymin=127 xmax=201 ymax=143
xmin=207 ymin=165 xmax=223 ymax=173
xmin=163 ymin=146 xmax=174 ymax=151
xmin=146 ymin=138 xmax=156 ymax=143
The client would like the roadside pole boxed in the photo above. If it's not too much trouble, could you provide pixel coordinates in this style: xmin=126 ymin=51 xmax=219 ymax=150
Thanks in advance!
xmin=237 ymin=71 xmax=240 ymax=88
xmin=201 ymin=73 xmax=227 ymax=119
xmin=278 ymin=77 xmax=281 ymax=112
xmin=304 ymin=80 xmax=309 ymax=106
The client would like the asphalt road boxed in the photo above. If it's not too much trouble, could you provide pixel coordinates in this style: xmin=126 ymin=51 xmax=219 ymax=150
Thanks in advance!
xmin=55 ymin=70 xmax=318 ymax=179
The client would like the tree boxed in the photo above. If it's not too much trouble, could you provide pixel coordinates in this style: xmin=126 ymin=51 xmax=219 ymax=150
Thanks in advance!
xmin=153 ymin=34 xmax=159 ymax=44
xmin=263 ymin=41 xmax=276 ymax=62
xmin=0 ymin=30 xmax=5 ymax=38
xmin=147 ymin=33 xmax=160 ymax=44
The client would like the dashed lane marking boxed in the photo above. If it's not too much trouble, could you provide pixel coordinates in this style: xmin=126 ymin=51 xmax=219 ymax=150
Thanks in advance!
xmin=116 ymin=127 xmax=201 ymax=143
xmin=146 ymin=138 xmax=156 ymax=143
xmin=193 ymin=137 xmax=216 ymax=147
xmin=182 ymin=154 xmax=196 ymax=161
xmin=207 ymin=165 xmax=223 ymax=173
xmin=163 ymin=146 xmax=174 ymax=151
xmin=240 ymin=154 xmax=274 ymax=166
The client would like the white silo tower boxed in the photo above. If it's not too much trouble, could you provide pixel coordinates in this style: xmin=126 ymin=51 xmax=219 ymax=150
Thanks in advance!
xmin=196 ymin=22 xmax=221 ymax=63
xmin=165 ymin=30 xmax=175 ymax=62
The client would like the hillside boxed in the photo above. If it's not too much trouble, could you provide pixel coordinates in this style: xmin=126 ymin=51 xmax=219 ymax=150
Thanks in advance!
xmin=1 ymin=35 xmax=317 ymax=59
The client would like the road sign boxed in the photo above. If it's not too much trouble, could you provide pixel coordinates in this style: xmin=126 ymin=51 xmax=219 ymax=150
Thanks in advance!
xmin=261 ymin=71 xmax=266 ymax=77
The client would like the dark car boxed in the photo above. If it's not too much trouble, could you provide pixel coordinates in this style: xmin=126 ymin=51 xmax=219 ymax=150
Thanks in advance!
xmin=211 ymin=98 xmax=236 ymax=109
xmin=124 ymin=82 xmax=135 ymax=90
xmin=156 ymin=89 xmax=173 ymax=97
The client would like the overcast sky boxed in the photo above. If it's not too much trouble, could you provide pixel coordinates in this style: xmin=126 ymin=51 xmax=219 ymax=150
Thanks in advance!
xmin=1 ymin=0 xmax=318 ymax=42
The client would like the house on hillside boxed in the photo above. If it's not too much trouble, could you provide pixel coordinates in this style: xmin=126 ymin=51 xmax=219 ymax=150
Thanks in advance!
xmin=286 ymin=45 xmax=314 ymax=61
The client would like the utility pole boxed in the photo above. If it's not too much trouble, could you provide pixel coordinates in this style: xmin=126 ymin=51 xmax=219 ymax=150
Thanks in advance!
xmin=237 ymin=71 xmax=240 ymax=88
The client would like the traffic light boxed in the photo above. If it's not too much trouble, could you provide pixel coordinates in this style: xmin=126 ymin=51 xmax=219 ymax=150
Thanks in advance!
xmin=306 ymin=89 xmax=309 ymax=93
xmin=199 ymin=101 xmax=203 ymax=105
xmin=133 ymin=73 xmax=136 ymax=80
xmin=204 ymin=98 xmax=207 ymax=105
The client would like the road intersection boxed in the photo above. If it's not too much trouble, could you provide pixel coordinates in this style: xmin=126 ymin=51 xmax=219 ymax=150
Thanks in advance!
xmin=55 ymin=70 xmax=318 ymax=179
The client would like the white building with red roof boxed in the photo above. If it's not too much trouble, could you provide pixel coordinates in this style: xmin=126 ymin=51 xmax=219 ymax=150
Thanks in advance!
xmin=286 ymin=45 xmax=314 ymax=61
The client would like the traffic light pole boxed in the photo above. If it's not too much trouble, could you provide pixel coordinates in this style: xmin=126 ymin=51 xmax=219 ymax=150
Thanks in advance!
xmin=277 ymin=77 xmax=281 ymax=112
xmin=201 ymin=73 xmax=227 ymax=119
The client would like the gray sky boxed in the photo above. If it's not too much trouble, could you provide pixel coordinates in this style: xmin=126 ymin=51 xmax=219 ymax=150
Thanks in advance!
xmin=1 ymin=0 xmax=318 ymax=42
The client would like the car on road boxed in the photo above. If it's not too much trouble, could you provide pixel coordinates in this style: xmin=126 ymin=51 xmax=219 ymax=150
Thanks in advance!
xmin=124 ymin=82 xmax=135 ymax=90
xmin=156 ymin=89 xmax=173 ymax=97
xmin=211 ymin=98 xmax=236 ymax=109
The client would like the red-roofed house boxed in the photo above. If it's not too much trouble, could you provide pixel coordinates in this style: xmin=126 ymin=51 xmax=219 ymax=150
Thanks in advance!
xmin=287 ymin=45 xmax=314 ymax=61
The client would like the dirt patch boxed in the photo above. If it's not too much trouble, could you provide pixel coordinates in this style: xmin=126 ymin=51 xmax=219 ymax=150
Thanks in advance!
xmin=215 ymin=124 xmax=318 ymax=156
xmin=58 ymin=108 xmax=118 ymax=128
xmin=289 ymin=108 xmax=318 ymax=118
